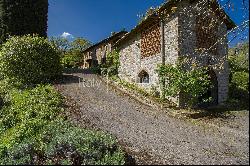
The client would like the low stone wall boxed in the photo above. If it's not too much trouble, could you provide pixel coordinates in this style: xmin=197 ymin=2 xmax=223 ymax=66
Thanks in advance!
xmin=97 ymin=76 xmax=173 ymax=110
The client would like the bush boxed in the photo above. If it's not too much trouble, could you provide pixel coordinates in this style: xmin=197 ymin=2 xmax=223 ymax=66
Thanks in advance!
xmin=0 ymin=97 xmax=3 ymax=110
xmin=231 ymin=71 xmax=249 ymax=92
xmin=0 ymin=121 xmax=125 ymax=165
xmin=100 ymin=50 xmax=120 ymax=76
xmin=61 ymin=52 xmax=81 ymax=69
xmin=0 ymin=35 xmax=62 ymax=86
xmin=90 ymin=66 xmax=101 ymax=75
xmin=228 ymin=43 xmax=249 ymax=106
xmin=0 ymin=84 xmax=125 ymax=165
xmin=157 ymin=64 xmax=211 ymax=107
xmin=0 ymin=85 xmax=63 ymax=149
xmin=229 ymin=73 xmax=249 ymax=105
xmin=43 ymin=122 xmax=125 ymax=165
xmin=0 ymin=79 xmax=16 ymax=110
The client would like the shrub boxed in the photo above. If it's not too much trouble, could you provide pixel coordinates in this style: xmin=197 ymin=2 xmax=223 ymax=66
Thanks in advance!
xmin=0 ymin=85 xmax=63 ymax=150
xmin=0 ymin=35 xmax=62 ymax=86
xmin=0 ymin=121 xmax=125 ymax=165
xmin=61 ymin=52 xmax=81 ymax=69
xmin=0 ymin=84 xmax=125 ymax=165
xmin=42 ymin=122 xmax=125 ymax=165
xmin=231 ymin=71 xmax=249 ymax=92
xmin=100 ymin=50 xmax=120 ymax=76
xmin=229 ymin=72 xmax=249 ymax=105
xmin=0 ymin=97 xmax=3 ymax=110
xmin=228 ymin=43 xmax=249 ymax=106
xmin=0 ymin=79 xmax=15 ymax=110
xmin=228 ymin=43 xmax=249 ymax=73
xmin=90 ymin=66 xmax=101 ymax=75
xmin=157 ymin=64 xmax=211 ymax=107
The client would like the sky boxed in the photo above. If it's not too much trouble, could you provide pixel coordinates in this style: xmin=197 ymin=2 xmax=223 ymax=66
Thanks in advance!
xmin=48 ymin=0 xmax=164 ymax=43
xmin=48 ymin=0 xmax=249 ymax=46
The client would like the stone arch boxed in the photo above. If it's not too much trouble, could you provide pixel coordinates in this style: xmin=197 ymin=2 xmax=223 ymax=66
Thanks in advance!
xmin=199 ymin=68 xmax=219 ymax=107
xmin=138 ymin=70 xmax=150 ymax=83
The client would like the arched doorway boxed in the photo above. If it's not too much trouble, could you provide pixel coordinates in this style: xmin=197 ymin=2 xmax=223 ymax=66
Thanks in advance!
xmin=86 ymin=59 xmax=92 ymax=68
xmin=138 ymin=70 xmax=149 ymax=83
xmin=199 ymin=69 xmax=218 ymax=107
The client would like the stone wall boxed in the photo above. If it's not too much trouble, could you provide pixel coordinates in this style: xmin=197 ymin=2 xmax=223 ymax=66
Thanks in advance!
xmin=177 ymin=0 xmax=229 ymax=105
xmin=82 ymin=43 xmax=112 ymax=69
xmin=163 ymin=15 xmax=179 ymax=65
xmin=82 ymin=32 xmax=126 ymax=69
xmin=82 ymin=52 xmax=91 ymax=68
xmin=118 ymin=0 xmax=230 ymax=106
xmin=96 ymin=43 xmax=112 ymax=64
xmin=118 ymin=34 xmax=142 ymax=83
xmin=118 ymin=14 xmax=179 ymax=96
xmin=118 ymin=32 xmax=162 ymax=92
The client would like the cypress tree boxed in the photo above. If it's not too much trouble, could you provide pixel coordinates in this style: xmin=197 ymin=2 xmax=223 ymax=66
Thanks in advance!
xmin=0 ymin=0 xmax=48 ymax=43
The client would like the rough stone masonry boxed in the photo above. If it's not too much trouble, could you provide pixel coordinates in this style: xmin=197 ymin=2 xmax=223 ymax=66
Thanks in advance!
xmin=115 ymin=0 xmax=235 ymax=107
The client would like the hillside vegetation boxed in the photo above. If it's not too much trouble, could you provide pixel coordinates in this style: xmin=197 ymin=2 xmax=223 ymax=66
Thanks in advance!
xmin=228 ymin=42 xmax=249 ymax=108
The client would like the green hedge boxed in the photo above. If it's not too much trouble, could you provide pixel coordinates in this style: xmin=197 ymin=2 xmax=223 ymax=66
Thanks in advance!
xmin=0 ymin=35 xmax=62 ymax=86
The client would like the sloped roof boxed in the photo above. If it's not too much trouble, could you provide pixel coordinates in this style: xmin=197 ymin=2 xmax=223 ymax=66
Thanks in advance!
xmin=114 ymin=0 xmax=236 ymax=47
xmin=83 ymin=31 xmax=127 ymax=53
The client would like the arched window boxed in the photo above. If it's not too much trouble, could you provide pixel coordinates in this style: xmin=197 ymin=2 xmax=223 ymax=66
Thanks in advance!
xmin=138 ymin=70 xmax=149 ymax=83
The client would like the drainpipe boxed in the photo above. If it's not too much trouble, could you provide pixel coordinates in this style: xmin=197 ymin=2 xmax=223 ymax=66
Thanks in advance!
xmin=160 ymin=17 xmax=165 ymax=65
xmin=160 ymin=16 xmax=166 ymax=99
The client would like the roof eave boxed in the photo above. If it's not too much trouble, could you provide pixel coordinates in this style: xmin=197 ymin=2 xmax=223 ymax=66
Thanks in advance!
xmin=114 ymin=0 xmax=236 ymax=47
xmin=83 ymin=31 xmax=127 ymax=53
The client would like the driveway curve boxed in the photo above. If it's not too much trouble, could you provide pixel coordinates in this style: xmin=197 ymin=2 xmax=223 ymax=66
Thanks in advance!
xmin=55 ymin=70 xmax=249 ymax=165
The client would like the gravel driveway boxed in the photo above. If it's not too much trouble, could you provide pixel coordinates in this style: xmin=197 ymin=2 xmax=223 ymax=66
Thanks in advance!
xmin=55 ymin=70 xmax=249 ymax=165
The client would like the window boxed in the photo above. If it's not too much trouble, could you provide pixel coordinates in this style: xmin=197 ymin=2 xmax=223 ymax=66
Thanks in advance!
xmin=138 ymin=70 xmax=150 ymax=83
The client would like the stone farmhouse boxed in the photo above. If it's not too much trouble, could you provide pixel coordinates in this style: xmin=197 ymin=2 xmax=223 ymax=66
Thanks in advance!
xmin=81 ymin=31 xmax=127 ymax=69
xmin=83 ymin=0 xmax=236 ymax=107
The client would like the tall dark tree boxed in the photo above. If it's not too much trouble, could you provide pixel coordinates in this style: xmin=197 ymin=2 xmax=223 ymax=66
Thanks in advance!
xmin=0 ymin=0 xmax=48 ymax=43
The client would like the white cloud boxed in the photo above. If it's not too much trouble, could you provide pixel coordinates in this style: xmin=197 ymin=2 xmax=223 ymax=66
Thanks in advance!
xmin=61 ymin=32 xmax=74 ymax=39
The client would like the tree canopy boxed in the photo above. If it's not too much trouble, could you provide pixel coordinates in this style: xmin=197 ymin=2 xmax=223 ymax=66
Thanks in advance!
xmin=0 ymin=0 xmax=48 ymax=43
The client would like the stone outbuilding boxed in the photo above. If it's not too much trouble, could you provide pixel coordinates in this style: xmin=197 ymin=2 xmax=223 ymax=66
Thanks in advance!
xmin=81 ymin=31 xmax=127 ymax=69
xmin=114 ymin=0 xmax=236 ymax=107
